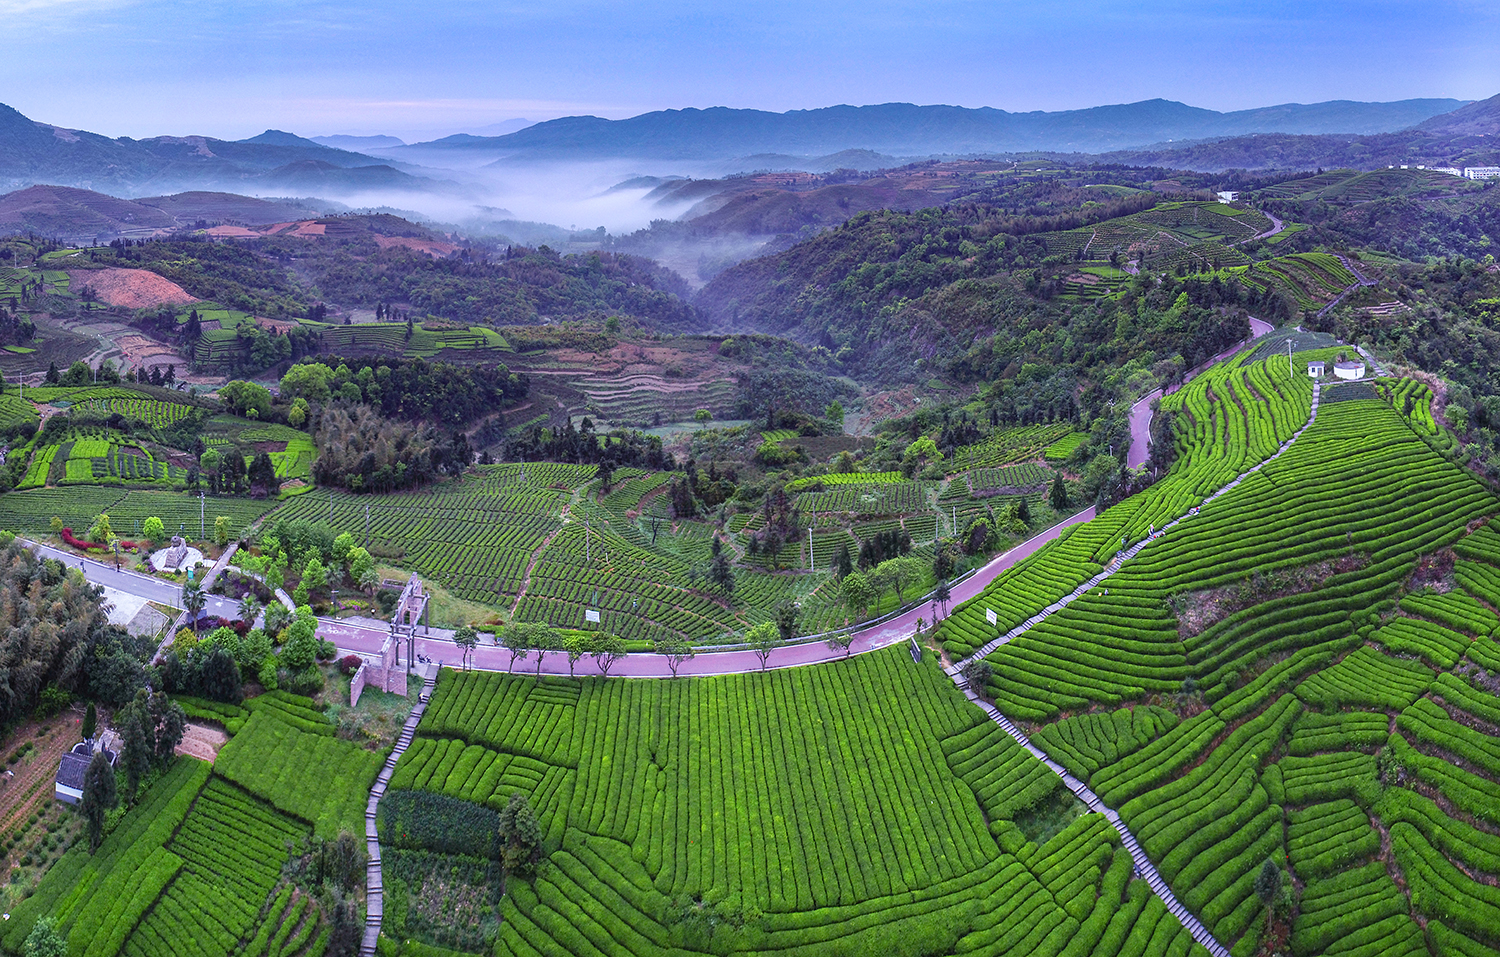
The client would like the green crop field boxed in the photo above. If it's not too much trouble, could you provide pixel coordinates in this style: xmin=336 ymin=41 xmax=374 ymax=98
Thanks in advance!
xmin=935 ymin=359 xmax=1500 ymax=955
xmin=379 ymin=647 xmax=1206 ymax=957
xmin=0 ymin=693 xmax=373 ymax=957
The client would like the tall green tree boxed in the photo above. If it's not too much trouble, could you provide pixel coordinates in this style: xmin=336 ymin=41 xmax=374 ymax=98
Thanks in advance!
xmin=497 ymin=793 xmax=543 ymax=876
xmin=1050 ymin=472 xmax=1068 ymax=510
xmin=747 ymin=621 xmax=782 ymax=671
xmin=453 ymin=626 xmax=478 ymax=671
xmin=589 ymin=633 xmax=627 ymax=677
xmin=773 ymin=599 xmax=800 ymax=643
xmin=653 ymin=636 xmax=695 ymax=677
xmin=82 ymin=750 xmax=117 ymax=852
xmin=22 ymin=917 xmax=66 ymax=957
xmin=563 ymin=632 xmax=587 ymax=678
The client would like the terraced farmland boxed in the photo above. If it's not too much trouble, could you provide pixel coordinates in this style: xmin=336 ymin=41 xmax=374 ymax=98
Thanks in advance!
xmin=380 ymin=648 xmax=1205 ymax=957
xmin=0 ymin=695 xmax=371 ymax=957
xmin=938 ymin=371 xmax=1500 ymax=955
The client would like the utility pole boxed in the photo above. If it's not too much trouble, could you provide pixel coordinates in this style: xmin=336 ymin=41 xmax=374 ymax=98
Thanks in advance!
xmin=808 ymin=526 xmax=814 ymax=573
xmin=199 ymin=491 xmax=205 ymax=540
xmin=585 ymin=517 xmax=590 ymax=564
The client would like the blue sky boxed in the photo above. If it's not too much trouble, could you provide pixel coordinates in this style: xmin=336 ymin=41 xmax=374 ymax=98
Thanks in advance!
xmin=2 ymin=0 xmax=1497 ymax=141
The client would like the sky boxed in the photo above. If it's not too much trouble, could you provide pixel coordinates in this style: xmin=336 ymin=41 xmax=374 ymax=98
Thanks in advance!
xmin=1 ymin=0 xmax=1497 ymax=142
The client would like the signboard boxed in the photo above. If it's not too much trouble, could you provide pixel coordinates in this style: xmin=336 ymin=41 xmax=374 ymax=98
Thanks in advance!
xmin=584 ymin=609 xmax=601 ymax=624
xmin=985 ymin=608 xmax=997 ymax=625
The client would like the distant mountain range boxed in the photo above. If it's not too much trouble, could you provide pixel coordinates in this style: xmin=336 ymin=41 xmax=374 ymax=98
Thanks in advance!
xmin=0 ymin=104 xmax=462 ymax=198
xmin=0 ymin=185 xmax=325 ymax=238
xmin=389 ymin=98 xmax=1472 ymax=162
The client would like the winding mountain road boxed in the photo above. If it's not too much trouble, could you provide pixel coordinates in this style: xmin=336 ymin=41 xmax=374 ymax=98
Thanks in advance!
xmin=1127 ymin=317 xmax=1274 ymax=470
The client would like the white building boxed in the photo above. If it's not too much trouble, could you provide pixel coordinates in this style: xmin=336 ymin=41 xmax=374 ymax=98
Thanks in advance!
xmin=1216 ymin=190 xmax=1239 ymax=203
xmin=1432 ymin=167 xmax=1463 ymax=177
xmin=1333 ymin=360 xmax=1366 ymax=381
xmin=1465 ymin=167 xmax=1500 ymax=181
xmin=1307 ymin=360 xmax=1326 ymax=378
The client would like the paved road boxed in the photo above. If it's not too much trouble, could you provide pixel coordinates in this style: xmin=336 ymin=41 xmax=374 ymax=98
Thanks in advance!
xmin=1126 ymin=317 xmax=1274 ymax=470
xmin=317 ymin=505 xmax=1099 ymax=677
xmin=25 ymin=539 xmax=240 ymax=621
xmin=44 ymin=309 xmax=1274 ymax=679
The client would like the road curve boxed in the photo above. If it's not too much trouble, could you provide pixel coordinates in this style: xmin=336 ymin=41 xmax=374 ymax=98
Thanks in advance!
xmin=1126 ymin=317 xmax=1273 ymax=470
xmin=42 ymin=313 xmax=1273 ymax=681
xmin=317 ymin=505 xmax=1098 ymax=678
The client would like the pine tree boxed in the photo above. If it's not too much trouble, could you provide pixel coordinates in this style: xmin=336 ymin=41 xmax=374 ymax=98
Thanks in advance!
xmin=1049 ymin=472 xmax=1068 ymax=510
xmin=82 ymin=751 xmax=117 ymax=852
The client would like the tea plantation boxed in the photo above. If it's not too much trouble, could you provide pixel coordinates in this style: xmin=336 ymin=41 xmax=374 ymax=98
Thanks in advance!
xmin=1 ymin=694 xmax=379 ymax=957
xmin=379 ymin=648 xmax=1209 ymax=957
xmin=938 ymin=374 xmax=1500 ymax=954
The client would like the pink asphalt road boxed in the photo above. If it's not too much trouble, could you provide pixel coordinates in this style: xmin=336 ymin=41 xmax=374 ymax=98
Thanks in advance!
xmin=323 ymin=317 xmax=1269 ymax=679
xmin=316 ymin=507 xmax=1096 ymax=678
xmin=1126 ymin=317 xmax=1274 ymax=470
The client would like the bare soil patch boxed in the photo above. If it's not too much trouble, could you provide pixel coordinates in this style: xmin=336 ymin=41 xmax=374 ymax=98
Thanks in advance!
xmin=373 ymin=235 xmax=461 ymax=257
xmin=1173 ymin=555 xmax=1369 ymax=637
xmin=176 ymin=722 xmax=227 ymax=761
xmin=68 ymin=267 xmax=197 ymax=310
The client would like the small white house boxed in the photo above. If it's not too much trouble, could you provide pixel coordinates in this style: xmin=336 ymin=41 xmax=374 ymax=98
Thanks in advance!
xmin=1333 ymin=360 xmax=1366 ymax=381
xmin=1307 ymin=360 xmax=1326 ymax=378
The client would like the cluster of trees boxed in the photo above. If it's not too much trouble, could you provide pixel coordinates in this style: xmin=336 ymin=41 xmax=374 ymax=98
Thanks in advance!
xmin=856 ymin=527 xmax=912 ymax=571
xmin=240 ymin=520 xmax=379 ymax=607
xmin=310 ymin=405 xmax=472 ymax=494
xmin=837 ymin=554 xmax=929 ymax=622
xmin=0 ymin=536 xmax=157 ymax=723
xmin=506 ymin=417 xmax=669 ymax=472
xmin=280 ymin=357 xmax=528 ymax=427
xmin=0 ymin=302 xmax=36 ymax=346
xmin=311 ymin=242 xmax=698 ymax=330
xmin=1318 ymin=255 xmax=1500 ymax=479
xmin=225 ymin=321 xmax=322 ymax=376
xmin=163 ymin=601 xmax=331 ymax=697
xmin=744 ymin=489 xmax=802 ymax=568
xmin=196 ymin=445 xmax=278 ymax=497
xmin=665 ymin=459 xmax=737 ymax=520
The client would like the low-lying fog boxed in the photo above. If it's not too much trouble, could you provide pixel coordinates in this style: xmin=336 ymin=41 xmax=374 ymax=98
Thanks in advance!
xmin=258 ymin=153 xmax=785 ymax=284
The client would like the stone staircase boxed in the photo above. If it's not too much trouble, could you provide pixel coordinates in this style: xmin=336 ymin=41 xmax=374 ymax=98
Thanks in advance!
xmin=361 ymin=670 xmax=437 ymax=957
xmin=942 ymin=381 xmax=1322 ymax=957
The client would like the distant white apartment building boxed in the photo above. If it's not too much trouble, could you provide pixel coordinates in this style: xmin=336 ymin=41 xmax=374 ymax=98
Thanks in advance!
xmin=1431 ymin=167 xmax=1464 ymax=177
xmin=1216 ymin=190 xmax=1239 ymax=203
xmin=1465 ymin=167 xmax=1500 ymax=180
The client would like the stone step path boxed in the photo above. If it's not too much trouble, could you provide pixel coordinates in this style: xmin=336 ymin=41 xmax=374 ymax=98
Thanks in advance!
xmin=1355 ymin=344 xmax=1390 ymax=378
xmin=950 ymin=381 xmax=1320 ymax=669
xmin=942 ymin=381 xmax=1321 ymax=957
xmin=361 ymin=670 xmax=437 ymax=957
xmin=954 ymin=678 xmax=1230 ymax=957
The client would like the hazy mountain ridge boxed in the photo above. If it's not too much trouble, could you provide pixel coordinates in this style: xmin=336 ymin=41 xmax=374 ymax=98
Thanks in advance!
xmin=394 ymin=98 xmax=1469 ymax=161
xmin=0 ymin=103 xmax=456 ymax=197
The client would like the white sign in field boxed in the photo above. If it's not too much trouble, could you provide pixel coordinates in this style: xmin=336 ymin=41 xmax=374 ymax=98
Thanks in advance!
xmin=985 ymin=608 xmax=998 ymax=625
xmin=584 ymin=609 xmax=601 ymax=624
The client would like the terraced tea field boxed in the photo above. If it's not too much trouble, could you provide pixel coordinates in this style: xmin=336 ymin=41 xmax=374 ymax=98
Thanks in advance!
xmin=0 ymin=694 xmax=373 ymax=957
xmin=939 ymin=373 xmax=1500 ymax=956
xmin=383 ymin=648 xmax=1206 ymax=957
